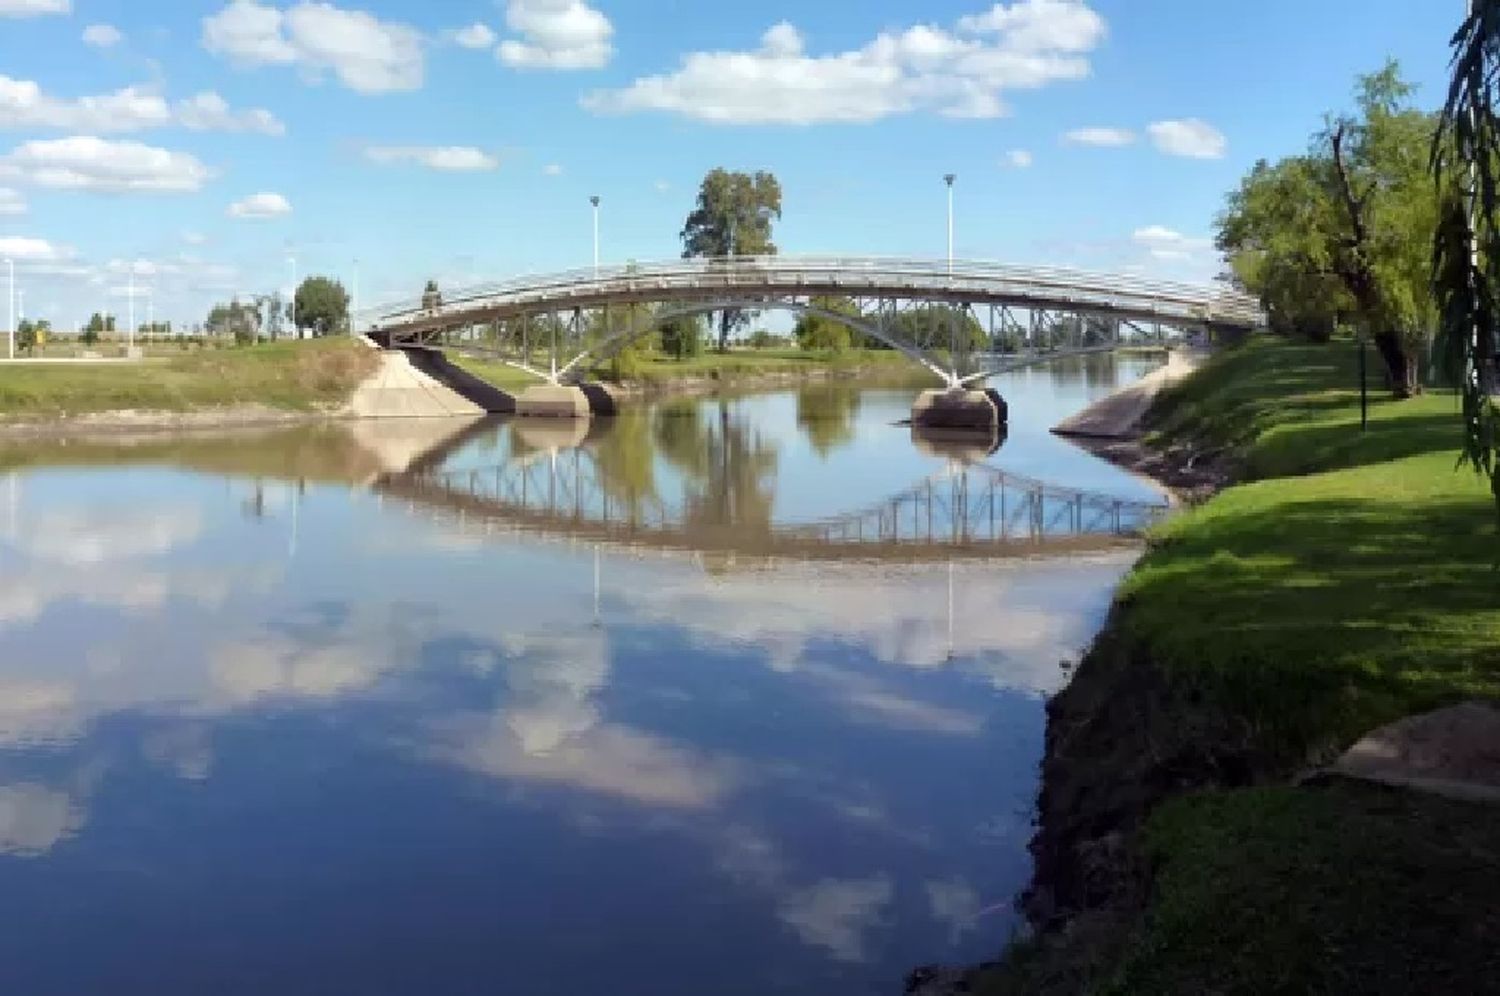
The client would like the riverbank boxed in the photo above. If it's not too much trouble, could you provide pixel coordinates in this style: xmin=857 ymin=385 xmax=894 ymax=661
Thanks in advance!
xmin=927 ymin=338 xmax=1500 ymax=994
xmin=0 ymin=340 xmax=378 ymax=435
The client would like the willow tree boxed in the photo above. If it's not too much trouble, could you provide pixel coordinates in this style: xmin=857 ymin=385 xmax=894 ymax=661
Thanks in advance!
xmin=1218 ymin=63 xmax=1437 ymax=395
xmin=1433 ymin=1 xmax=1500 ymax=512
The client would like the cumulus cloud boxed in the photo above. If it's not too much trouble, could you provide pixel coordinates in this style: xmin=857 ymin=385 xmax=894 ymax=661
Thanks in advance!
xmin=175 ymin=91 xmax=286 ymax=135
xmin=0 ymin=784 xmax=82 ymax=857
xmin=583 ymin=0 xmax=1103 ymax=124
xmin=0 ymin=0 xmax=69 ymax=16
xmin=1132 ymin=224 xmax=1213 ymax=261
xmin=498 ymin=0 xmax=614 ymax=70
xmin=0 ymin=187 xmax=26 ymax=215
xmin=81 ymin=23 xmax=122 ymax=48
xmin=1063 ymin=126 xmax=1135 ymax=147
xmin=1147 ymin=118 xmax=1226 ymax=159
xmin=450 ymin=22 xmax=496 ymax=50
xmin=227 ymin=191 xmax=292 ymax=219
xmin=0 ymin=137 xmax=213 ymax=193
xmin=202 ymin=0 xmax=424 ymax=95
xmin=777 ymin=876 xmax=893 ymax=963
xmin=0 ymin=76 xmax=283 ymax=135
xmin=542 ymin=162 xmax=562 ymax=176
xmin=0 ymin=237 xmax=72 ymax=262
xmin=364 ymin=145 xmax=498 ymax=171
xmin=1004 ymin=149 xmax=1033 ymax=168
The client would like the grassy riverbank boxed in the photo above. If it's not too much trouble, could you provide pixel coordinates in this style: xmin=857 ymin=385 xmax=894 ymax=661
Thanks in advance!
xmin=971 ymin=338 xmax=1500 ymax=994
xmin=0 ymin=340 xmax=378 ymax=419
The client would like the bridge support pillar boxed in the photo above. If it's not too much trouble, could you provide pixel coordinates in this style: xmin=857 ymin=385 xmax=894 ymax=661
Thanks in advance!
xmin=516 ymin=384 xmax=591 ymax=419
xmin=911 ymin=388 xmax=1008 ymax=431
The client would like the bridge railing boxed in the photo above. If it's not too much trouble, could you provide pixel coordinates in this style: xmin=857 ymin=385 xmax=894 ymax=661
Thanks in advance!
xmin=362 ymin=256 xmax=1265 ymax=331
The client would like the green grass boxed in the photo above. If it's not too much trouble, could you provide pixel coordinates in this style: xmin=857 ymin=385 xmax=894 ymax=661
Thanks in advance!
xmin=982 ymin=337 xmax=1500 ymax=995
xmin=1127 ymin=339 xmax=1498 ymax=763
xmin=1104 ymin=781 xmax=1500 ymax=995
xmin=449 ymin=354 xmax=548 ymax=391
xmin=0 ymin=339 xmax=378 ymax=417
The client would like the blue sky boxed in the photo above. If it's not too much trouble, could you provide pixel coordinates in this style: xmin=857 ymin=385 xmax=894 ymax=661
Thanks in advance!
xmin=0 ymin=0 xmax=1464 ymax=330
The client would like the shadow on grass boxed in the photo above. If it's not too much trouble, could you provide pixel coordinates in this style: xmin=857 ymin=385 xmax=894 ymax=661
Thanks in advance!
xmin=1125 ymin=488 xmax=1500 ymax=763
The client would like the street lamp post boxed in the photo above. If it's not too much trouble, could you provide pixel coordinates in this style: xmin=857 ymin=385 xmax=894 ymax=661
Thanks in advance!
xmin=944 ymin=173 xmax=956 ymax=277
xmin=5 ymin=257 xmax=13 ymax=360
xmin=127 ymin=264 xmax=135 ymax=353
xmin=288 ymin=254 xmax=298 ymax=338
xmin=590 ymin=196 xmax=601 ymax=277
xmin=352 ymin=257 xmax=360 ymax=336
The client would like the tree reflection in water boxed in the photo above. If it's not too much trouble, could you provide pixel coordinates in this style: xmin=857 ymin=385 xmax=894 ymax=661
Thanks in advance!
xmin=795 ymin=384 xmax=862 ymax=457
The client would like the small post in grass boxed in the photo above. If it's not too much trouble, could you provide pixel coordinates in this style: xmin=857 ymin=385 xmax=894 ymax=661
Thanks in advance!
xmin=1358 ymin=332 xmax=1369 ymax=432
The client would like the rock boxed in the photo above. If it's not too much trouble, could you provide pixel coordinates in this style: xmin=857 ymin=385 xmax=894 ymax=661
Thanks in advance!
xmin=1335 ymin=701 xmax=1500 ymax=803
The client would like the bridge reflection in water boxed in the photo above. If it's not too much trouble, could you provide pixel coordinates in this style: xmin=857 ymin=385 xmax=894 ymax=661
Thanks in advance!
xmin=374 ymin=417 xmax=1168 ymax=562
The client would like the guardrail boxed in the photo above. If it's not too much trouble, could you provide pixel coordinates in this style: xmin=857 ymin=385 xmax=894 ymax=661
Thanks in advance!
xmin=363 ymin=256 xmax=1265 ymax=332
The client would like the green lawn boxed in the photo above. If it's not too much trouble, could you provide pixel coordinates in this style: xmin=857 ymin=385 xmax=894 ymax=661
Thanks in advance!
xmin=0 ymin=339 xmax=378 ymax=417
xmin=984 ymin=338 xmax=1500 ymax=994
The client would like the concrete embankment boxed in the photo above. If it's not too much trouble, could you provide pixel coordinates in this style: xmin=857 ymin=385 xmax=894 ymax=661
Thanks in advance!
xmin=345 ymin=344 xmax=515 ymax=418
xmin=1051 ymin=348 xmax=1204 ymax=439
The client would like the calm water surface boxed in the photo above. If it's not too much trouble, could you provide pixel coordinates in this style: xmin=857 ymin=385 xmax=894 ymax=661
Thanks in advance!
xmin=0 ymin=355 xmax=1158 ymax=995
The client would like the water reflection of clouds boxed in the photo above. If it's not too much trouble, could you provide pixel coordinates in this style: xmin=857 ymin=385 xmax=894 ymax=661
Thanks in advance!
xmin=0 ymin=783 xmax=84 ymax=857
xmin=614 ymin=556 xmax=1133 ymax=695
xmin=2 ymin=507 xmax=203 ymax=566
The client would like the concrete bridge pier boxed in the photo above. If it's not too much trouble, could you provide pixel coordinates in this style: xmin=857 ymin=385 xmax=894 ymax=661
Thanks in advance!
xmin=911 ymin=388 xmax=1008 ymax=431
xmin=515 ymin=382 xmax=623 ymax=418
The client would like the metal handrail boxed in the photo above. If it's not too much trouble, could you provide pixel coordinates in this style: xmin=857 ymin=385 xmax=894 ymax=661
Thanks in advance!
xmin=362 ymin=255 xmax=1264 ymax=329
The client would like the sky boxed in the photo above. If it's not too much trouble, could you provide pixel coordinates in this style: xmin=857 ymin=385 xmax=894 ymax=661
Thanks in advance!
xmin=0 ymin=0 xmax=1466 ymax=331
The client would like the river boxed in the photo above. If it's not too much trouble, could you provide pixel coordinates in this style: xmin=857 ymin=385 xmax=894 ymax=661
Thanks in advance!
xmin=0 ymin=354 xmax=1161 ymax=995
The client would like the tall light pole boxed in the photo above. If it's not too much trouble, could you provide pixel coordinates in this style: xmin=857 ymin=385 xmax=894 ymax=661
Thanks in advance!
xmin=944 ymin=173 xmax=956 ymax=277
xmin=590 ymin=195 xmax=601 ymax=277
xmin=351 ymin=257 xmax=360 ymax=336
xmin=127 ymin=264 xmax=136 ymax=353
xmin=288 ymin=254 xmax=298 ymax=338
xmin=5 ymin=257 xmax=13 ymax=360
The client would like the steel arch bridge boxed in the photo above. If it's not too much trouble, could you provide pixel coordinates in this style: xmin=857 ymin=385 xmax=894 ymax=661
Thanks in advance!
xmin=365 ymin=256 xmax=1263 ymax=388
xmin=373 ymin=447 xmax=1169 ymax=563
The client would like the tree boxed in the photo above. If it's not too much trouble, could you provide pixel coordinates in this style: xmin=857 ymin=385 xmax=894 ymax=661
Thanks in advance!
xmin=680 ymin=168 xmax=783 ymax=351
xmin=1435 ymin=2 xmax=1500 ymax=515
xmin=207 ymin=298 xmax=261 ymax=344
xmin=422 ymin=280 xmax=442 ymax=311
xmin=659 ymin=314 xmax=705 ymax=360
xmin=294 ymin=276 xmax=350 ymax=336
xmin=793 ymin=296 xmax=857 ymax=352
xmin=1218 ymin=62 xmax=1437 ymax=396
xmin=16 ymin=319 xmax=36 ymax=355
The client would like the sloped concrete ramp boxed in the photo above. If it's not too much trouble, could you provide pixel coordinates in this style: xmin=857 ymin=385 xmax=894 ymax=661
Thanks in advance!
xmin=346 ymin=346 xmax=514 ymax=418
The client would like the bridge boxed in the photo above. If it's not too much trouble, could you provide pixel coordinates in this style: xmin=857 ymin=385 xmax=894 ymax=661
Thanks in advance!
xmin=364 ymin=256 xmax=1263 ymax=422
xmin=372 ymin=440 xmax=1169 ymax=564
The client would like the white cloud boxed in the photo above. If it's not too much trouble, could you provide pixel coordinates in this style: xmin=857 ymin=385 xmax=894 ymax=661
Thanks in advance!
xmin=542 ymin=162 xmax=562 ymax=176
xmin=1004 ymin=149 xmax=1033 ymax=168
xmin=583 ymin=0 xmax=1103 ymax=125
xmin=175 ymin=92 xmax=286 ymax=135
xmin=0 ymin=784 xmax=82 ymax=857
xmin=1063 ymin=126 xmax=1135 ymax=147
xmin=0 ymin=76 xmax=283 ymax=136
xmin=1132 ymin=224 xmax=1213 ymax=261
xmin=0 ymin=187 xmax=24 ymax=215
xmin=0 ymin=0 xmax=69 ymax=16
xmin=498 ymin=0 xmax=614 ymax=70
xmin=0 ymin=236 xmax=71 ymax=262
xmin=202 ymin=0 xmax=424 ymax=95
xmin=81 ymin=23 xmax=123 ymax=48
xmin=777 ymin=876 xmax=893 ymax=963
xmin=1147 ymin=118 xmax=1226 ymax=159
xmin=181 ymin=230 xmax=207 ymax=246
xmin=0 ymin=76 xmax=170 ymax=133
xmin=227 ymin=191 xmax=292 ymax=219
xmin=450 ymin=22 xmax=496 ymax=50
xmin=0 ymin=137 xmax=213 ymax=193
xmin=654 ymin=179 xmax=670 ymax=193
xmin=364 ymin=145 xmax=498 ymax=171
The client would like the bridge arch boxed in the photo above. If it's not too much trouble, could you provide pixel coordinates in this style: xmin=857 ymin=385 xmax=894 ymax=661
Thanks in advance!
xmin=553 ymin=296 xmax=962 ymax=386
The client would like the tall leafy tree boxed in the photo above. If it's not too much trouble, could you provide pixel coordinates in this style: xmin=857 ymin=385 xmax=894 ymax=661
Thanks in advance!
xmin=294 ymin=276 xmax=350 ymax=337
xmin=680 ymin=168 xmax=783 ymax=352
xmin=793 ymin=296 xmax=858 ymax=352
xmin=1434 ymin=1 xmax=1500 ymax=513
xmin=1219 ymin=62 xmax=1437 ymax=395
